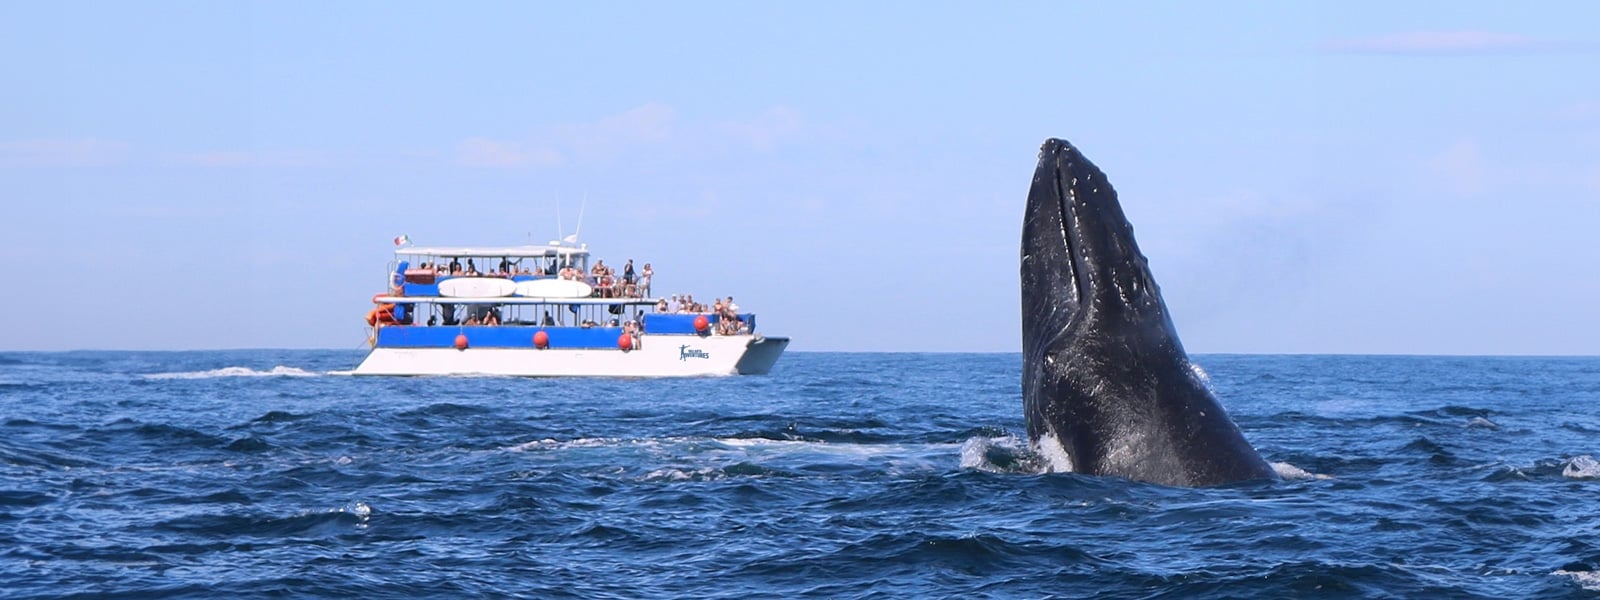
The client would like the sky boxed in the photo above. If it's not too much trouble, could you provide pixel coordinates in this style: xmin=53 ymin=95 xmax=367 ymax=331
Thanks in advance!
xmin=2 ymin=2 xmax=1598 ymax=354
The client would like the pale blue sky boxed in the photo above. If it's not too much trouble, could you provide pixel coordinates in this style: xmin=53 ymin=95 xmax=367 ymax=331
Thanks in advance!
xmin=3 ymin=2 xmax=1597 ymax=353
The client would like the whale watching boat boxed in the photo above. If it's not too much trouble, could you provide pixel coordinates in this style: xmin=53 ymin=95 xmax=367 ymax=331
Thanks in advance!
xmin=353 ymin=239 xmax=789 ymax=376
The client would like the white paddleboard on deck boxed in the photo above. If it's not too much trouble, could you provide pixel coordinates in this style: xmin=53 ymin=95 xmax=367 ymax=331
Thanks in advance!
xmin=438 ymin=277 xmax=518 ymax=298
xmin=515 ymin=278 xmax=594 ymax=298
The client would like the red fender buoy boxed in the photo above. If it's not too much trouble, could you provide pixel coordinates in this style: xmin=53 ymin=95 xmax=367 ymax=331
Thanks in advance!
xmin=618 ymin=334 xmax=633 ymax=351
xmin=454 ymin=334 xmax=469 ymax=350
xmin=693 ymin=315 xmax=710 ymax=334
xmin=533 ymin=330 xmax=550 ymax=349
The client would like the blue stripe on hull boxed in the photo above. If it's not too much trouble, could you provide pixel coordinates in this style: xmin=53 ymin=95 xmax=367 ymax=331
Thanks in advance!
xmin=376 ymin=326 xmax=651 ymax=349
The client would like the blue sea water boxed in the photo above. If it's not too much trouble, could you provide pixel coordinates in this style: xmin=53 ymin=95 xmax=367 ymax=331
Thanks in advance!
xmin=3 ymin=351 xmax=1600 ymax=598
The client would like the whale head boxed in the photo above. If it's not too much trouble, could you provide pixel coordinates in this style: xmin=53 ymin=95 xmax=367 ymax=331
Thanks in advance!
xmin=1020 ymin=138 xmax=1275 ymax=487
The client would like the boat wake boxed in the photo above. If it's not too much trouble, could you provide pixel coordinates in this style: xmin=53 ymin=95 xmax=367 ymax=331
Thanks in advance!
xmin=144 ymin=366 xmax=321 ymax=380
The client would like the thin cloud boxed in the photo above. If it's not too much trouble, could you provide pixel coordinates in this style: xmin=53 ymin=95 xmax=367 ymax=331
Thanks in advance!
xmin=457 ymin=103 xmax=810 ymax=168
xmin=717 ymin=106 xmax=803 ymax=152
xmin=559 ymin=103 xmax=677 ymax=160
xmin=169 ymin=150 xmax=333 ymax=168
xmin=1556 ymin=101 xmax=1600 ymax=120
xmin=456 ymin=137 xmax=564 ymax=168
xmin=1426 ymin=140 xmax=1490 ymax=196
xmin=1322 ymin=31 xmax=1577 ymax=54
xmin=0 ymin=138 xmax=131 ymax=167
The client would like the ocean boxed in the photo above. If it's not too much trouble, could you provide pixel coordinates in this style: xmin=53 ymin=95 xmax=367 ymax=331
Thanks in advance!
xmin=2 ymin=351 xmax=1599 ymax=598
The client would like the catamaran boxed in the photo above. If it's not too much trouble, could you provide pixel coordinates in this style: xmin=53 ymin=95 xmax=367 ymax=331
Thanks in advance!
xmin=353 ymin=240 xmax=788 ymax=376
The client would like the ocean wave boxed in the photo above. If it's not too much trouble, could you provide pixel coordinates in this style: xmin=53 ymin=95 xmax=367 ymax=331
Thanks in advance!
xmin=1554 ymin=569 xmax=1600 ymax=591
xmin=152 ymin=501 xmax=372 ymax=538
xmin=144 ymin=366 xmax=320 ymax=380
xmin=1562 ymin=455 xmax=1600 ymax=479
xmin=959 ymin=435 xmax=1045 ymax=474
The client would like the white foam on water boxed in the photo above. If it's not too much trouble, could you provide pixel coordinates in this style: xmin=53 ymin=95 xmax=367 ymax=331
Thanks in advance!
xmin=1562 ymin=455 xmax=1600 ymax=479
xmin=1033 ymin=431 xmax=1075 ymax=473
xmin=1272 ymin=462 xmax=1331 ymax=481
xmin=959 ymin=435 xmax=1043 ymax=474
xmin=506 ymin=437 xmax=626 ymax=452
xmin=958 ymin=436 xmax=998 ymax=470
xmin=144 ymin=366 xmax=320 ymax=380
xmin=642 ymin=466 xmax=722 ymax=482
xmin=1554 ymin=569 xmax=1600 ymax=591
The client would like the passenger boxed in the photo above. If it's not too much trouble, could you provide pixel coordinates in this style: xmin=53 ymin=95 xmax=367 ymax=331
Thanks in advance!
xmin=656 ymin=298 xmax=668 ymax=312
xmin=723 ymin=300 xmax=741 ymax=335
xmin=640 ymin=263 xmax=653 ymax=297
xmin=465 ymin=260 xmax=479 ymax=276
xmin=591 ymin=259 xmax=606 ymax=280
xmin=623 ymin=259 xmax=636 ymax=285
xmin=622 ymin=317 xmax=640 ymax=348
xmin=464 ymin=315 xmax=480 ymax=326
xmin=542 ymin=311 xmax=555 ymax=326
xmin=483 ymin=310 xmax=500 ymax=326
xmin=623 ymin=281 xmax=637 ymax=297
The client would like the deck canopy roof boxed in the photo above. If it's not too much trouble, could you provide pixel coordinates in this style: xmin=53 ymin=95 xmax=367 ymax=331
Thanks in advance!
xmin=397 ymin=244 xmax=589 ymax=258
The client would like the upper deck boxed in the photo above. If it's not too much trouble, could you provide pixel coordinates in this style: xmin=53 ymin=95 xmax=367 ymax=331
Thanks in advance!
xmin=371 ymin=238 xmax=758 ymax=335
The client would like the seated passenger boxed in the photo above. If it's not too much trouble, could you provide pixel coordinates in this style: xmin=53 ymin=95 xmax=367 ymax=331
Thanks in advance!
xmin=656 ymin=298 xmax=668 ymax=312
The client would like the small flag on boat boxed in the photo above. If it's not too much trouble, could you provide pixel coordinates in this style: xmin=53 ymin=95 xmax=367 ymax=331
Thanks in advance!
xmin=393 ymin=234 xmax=410 ymax=247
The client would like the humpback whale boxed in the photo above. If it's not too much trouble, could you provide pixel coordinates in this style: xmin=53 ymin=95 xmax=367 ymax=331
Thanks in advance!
xmin=1021 ymin=138 xmax=1277 ymax=487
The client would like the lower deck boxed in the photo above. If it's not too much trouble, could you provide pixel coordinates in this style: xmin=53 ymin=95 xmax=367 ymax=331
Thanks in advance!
xmin=354 ymin=333 xmax=789 ymax=377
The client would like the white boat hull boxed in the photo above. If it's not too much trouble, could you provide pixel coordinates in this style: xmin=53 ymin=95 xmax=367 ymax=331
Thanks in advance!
xmin=352 ymin=334 xmax=788 ymax=377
